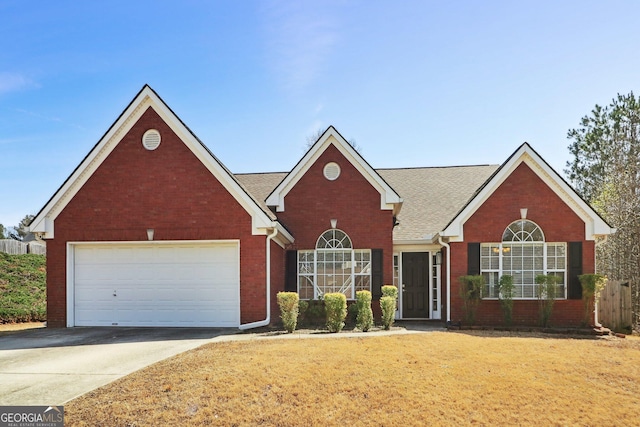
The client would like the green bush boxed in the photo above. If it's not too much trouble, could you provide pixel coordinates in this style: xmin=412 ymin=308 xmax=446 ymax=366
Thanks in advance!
xmin=306 ymin=300 xmax=326 ymax=324
xmin=380 ymin=285 xmax=398 ymax=330
xmin=298 ymin=300 xmax=309 ymax=324
xmin=536 ymin=274 xmax=561 ymax=327
xmin=324 ymin=293 xmax=347 ymax=333
xmin=578 ymin=274 xmax=607 ymax=326
xmin=347 ymin=302 xmax=359 ymax=324
xmin=382 ymin=285 xmax=398 ymax=299
xmin=0 ymin=253 xmax=46 ymax=323
xmin=276 ymin=292 xmax=299 ymax=333
xmin=458 ymin=275 xmax=484 ymax=325
xmin=355 ymin=290 xmax=374 ymax=332
xmin=498 ymin=275 xmax=515 ymax=326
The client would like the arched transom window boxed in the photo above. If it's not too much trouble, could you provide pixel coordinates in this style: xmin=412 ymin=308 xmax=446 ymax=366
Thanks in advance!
xmin=502 ymin=220 xmax=544 ymax=242
xmin=298 ymin=229 xmax=371 ymax=299
xmin=481 ymin=220 xmax=566 ymax=299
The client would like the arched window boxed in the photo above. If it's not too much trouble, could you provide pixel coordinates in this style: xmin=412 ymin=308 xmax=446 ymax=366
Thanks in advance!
xmin=297 ymin=230 xmax=371 ymax=299
xmin=502 ymin=220 xmax=544 ymax=242
xmin=316 ymin=229 xmax=352 ymax=249
xmin=481 ymin=220 xmax=566 ymax=299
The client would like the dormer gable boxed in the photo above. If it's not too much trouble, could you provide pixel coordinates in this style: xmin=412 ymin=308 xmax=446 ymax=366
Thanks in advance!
xmin=265 ymin=126 xmax=402 ymax=214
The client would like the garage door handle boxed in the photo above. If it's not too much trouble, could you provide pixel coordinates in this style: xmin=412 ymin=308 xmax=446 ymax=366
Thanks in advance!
xmin=113 ymin=290 xmax=117 ymax=297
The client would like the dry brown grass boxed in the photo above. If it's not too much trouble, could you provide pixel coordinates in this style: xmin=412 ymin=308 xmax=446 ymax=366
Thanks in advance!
xmin=66 ymin=331 xmax=640 ymax=426
xmin=0 ymin=321 xmax=45 ymax=332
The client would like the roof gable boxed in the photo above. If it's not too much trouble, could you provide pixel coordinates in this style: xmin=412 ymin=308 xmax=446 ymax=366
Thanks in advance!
xmin=441 ymin=143 xmax=614 ymax=241
xmin=265 ymin=126 xmax=402 ymax=213
xmin=30 ymin=85 xmax=292 ymax=243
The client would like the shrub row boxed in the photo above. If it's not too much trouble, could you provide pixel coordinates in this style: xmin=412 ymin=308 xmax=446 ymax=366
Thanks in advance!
xmin=276 ymin=286 xmax=398 ymax=333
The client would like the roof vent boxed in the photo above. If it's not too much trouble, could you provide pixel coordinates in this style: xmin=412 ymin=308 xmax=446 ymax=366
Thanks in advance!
xmin=323 ymin=162 xmax=341 ymax=181
xmin=142 ymin=129 xmax=161 ymax=151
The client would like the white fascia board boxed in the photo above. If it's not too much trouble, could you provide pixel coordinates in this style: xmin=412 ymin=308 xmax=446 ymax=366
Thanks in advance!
xmin=147 ymin=93 xmax=275 ymax=235
xmin=266 ymin=128 xmax=402 ymax=212
xmin=31 ymin=86 xmax=277 ymax=238
xmin=441 ymin=144 xmax=613 ymax=242
xmin=31 ymin=88 xmax=157 ymax=239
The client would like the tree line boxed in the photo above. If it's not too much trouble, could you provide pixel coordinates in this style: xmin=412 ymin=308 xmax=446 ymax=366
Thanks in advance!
xmin=566 ymin=92 xmax=640 ymax=330
xmin=0 ymin=214 xmax=35 ymax=241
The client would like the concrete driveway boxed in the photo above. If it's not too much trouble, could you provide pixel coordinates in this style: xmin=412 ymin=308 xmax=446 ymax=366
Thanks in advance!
xmin=0 ymin=327 xmax=235 ymax=405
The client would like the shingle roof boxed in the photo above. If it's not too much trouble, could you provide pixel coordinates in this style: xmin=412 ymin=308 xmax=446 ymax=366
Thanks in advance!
xmin=378 ymin=165 xmax=498 ymax=240
xmin=235 ymin=164 xmax=499 ymax=242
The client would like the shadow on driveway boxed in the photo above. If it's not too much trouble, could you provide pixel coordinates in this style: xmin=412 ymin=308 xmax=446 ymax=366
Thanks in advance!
xmin=0 ymin=327 xmax=238 ymax=351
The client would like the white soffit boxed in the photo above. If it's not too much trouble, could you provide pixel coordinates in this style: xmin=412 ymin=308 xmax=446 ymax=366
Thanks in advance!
xmin=441 ymin=143 xmax=613 ymax=242
xmin=265 ymin=126 xmax=402 ymax=212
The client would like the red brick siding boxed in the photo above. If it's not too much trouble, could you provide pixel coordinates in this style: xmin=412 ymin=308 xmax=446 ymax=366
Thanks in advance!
xmin=270 ymin=239 xmax=286 ymax=320
xmin=47 ymin=107 xmax=269 ymax=327
xmin=277 ymin=144 xmax=394 ymax=289
xmin=449 ymin=163 xmax=595 ymax=327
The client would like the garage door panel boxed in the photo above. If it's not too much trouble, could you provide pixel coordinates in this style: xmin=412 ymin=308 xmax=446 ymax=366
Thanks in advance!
xmin=73 ymin=242 xmax=240 ymax=327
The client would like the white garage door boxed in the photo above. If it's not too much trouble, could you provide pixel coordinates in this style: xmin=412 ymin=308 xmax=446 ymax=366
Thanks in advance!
xmin=72 ymin=242 xmax=240 ymax=327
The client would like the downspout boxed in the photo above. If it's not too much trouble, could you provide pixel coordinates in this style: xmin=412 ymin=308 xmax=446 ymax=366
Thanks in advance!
xmin=438 ymin=235 xmax=451 ymax=323
xmin=239 ymin=227 xmax=278 ymax=330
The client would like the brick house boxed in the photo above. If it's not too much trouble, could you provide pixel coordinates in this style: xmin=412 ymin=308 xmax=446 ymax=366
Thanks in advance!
xmin=30 ymin=86 xmax=613 ymax=328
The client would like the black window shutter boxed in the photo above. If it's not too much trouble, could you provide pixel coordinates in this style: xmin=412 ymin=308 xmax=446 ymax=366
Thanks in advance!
xmin=371 ymin=249 xmax=383 ymax=300
xmin=568 ymin=242 xmax=583 ymax=299
xmin=467 ymin=243 xmax=480 ymax=275
xmin=285 ymin=250 xmax=298 ymax=292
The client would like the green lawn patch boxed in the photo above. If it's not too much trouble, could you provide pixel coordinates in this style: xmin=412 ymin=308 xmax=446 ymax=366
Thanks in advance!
xmin=0 ymin=252 xmax=46 ymax=322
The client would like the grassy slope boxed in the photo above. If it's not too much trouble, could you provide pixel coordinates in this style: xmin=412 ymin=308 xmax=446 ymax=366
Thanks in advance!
xmin=66 ymin=331 xmax=640 ymax=426
xmin=0 ymin=252 xmax=46 ymax=322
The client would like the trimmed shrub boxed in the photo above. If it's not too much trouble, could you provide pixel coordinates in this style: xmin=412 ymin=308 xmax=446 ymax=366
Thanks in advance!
xmin=382 ymin=285 xmax=398 ymax=299
xmin=498 ymin=275 xmax=515 ymax=326
xmin=347 ymin=302 xmax=359 ymax=324
xmin=324 ymin=293 xmax=347 ymax=333
xmin=380 ymin=285 xmax=398 ymax=330
xmin=578 ymin=274 xmax=607 ymax=326
xmin=276 ymin=292 xmax=299 ymax=333
xmin=535 ymin=274 xmax=561 ymax=327
xmin=355 ymin=290 xmax=374 ymax=332
xmin=458 ymin=275 xmax=484 ymax=325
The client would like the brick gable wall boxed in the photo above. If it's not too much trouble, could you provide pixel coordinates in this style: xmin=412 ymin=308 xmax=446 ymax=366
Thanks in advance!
xmin=276 ymin=143 xmax=394 ymax=286
xmin=449 ymin=162 xmax=595 ymax=327
xmin=47 ymin=107 xmax=271 ymax=327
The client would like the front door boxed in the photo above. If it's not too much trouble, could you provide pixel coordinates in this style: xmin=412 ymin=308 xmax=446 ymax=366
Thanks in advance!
xmin=402 ymin=252 xmax=429 ymax=318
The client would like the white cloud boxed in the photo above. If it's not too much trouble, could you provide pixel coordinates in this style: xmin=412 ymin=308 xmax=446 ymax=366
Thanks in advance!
xmin=260 ymin=2 xmax=340 ymax=94
xmin=0 ymin=72 xmax=36 ymax=94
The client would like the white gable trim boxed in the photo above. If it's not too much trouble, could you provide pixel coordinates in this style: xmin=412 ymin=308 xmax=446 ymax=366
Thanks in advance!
xmin=30 ymin=86 xmax=288 ymax=241
xmin=265 ymin=126 xmax=402 ymax=213
xmin=441 ymin=143 xmax=613 ymax=242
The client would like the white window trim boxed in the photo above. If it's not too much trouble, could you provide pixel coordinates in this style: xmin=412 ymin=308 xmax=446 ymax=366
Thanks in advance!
xmin=298 ymin=248 xmax=372 ymax=300
xmin=481 ymin=242 xmax=567 ymax=300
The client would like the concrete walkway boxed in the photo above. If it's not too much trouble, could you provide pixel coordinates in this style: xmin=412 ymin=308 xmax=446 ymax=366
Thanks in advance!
xmin=0 ymin=322 xmax=445 ymax=406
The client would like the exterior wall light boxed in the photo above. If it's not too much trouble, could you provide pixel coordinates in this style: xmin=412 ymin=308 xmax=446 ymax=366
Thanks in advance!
xmin=147 ymin=229 xmax=154 ymax=241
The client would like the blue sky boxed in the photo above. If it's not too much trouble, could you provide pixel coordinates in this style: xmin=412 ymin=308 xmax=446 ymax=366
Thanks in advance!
xmin=1 ymin=1 xmax=639 ymax=228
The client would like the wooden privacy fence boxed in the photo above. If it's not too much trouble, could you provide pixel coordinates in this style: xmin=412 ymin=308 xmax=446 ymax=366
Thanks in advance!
xmin=0 ymin=239 xmax=46 ymax=255
xmin=598 ymin=280 xmax=632 ymax=332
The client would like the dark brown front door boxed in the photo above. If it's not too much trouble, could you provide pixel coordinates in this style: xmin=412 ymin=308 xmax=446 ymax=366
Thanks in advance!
xmin=402 ymin=252 xmax=429 ymax=318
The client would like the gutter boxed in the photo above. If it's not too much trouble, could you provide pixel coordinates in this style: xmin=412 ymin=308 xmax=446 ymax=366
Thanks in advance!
xmin=239 ymin=226 xmax=279 ymax=330
xmin=438 ymin=235 xmax=451 ymax=323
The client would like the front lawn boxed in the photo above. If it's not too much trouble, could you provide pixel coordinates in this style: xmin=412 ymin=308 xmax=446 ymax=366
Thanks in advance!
xmin=66 ymin=331 xmax=640 ymax=426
